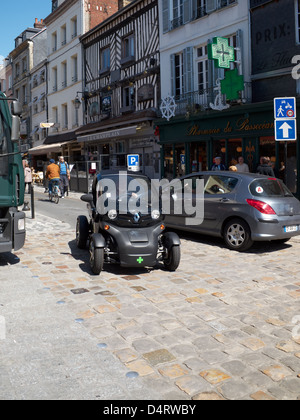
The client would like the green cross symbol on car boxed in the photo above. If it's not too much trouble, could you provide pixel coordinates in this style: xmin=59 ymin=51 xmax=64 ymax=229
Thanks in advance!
xmin=208 ymin=37 xmax=235 ymax=69
xmin=137 ymin=257 xmax=144 ymax=264
xmin=221 ymin=69 xmax=245 ymax=100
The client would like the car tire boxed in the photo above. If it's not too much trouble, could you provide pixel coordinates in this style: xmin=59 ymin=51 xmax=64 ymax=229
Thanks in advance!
xmin=89 ymin=236 xmax=104 ymax=275
xmin=223 ymin=218 xmax=253 ymax=252
xmin=76 ymin=215 xmax=89 ymax=249
xmin=164 ymin=245 xmax=181 ymax=271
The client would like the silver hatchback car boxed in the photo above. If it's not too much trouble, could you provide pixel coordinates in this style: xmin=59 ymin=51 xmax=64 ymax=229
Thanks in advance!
xmin=164 ymin=171 xmax=300 ymax=251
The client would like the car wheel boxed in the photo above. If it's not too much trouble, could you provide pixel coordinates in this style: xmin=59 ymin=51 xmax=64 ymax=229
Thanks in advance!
xmin=164 ymin=245 xmax=181 ymax=271
xmin=76 ymin=215 xmax=89 ymax=249
xmin=89 ymin=236 xmax=104 ymax=275
xmin=223 ymin=218 xmax=253 ymax=252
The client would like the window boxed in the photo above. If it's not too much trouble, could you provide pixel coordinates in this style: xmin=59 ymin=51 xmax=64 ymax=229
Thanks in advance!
xmin=32 ymin=96 xmax=38 ymax=114
xmin=52 ymin=67 xmax=58 ymax=92
xmin=62 ymin=62 xmax=67 ymax=88
xmin=197 ymin=45 xmax=209 ymax=94
xmin=172 ymin=0 xmax=183 ymax=29
xmin=121 ymin=35 xmax=135 ymax=65
xmin=15 ymin=63 xmax=20 ymax=78
xmin=297 ymin=0 xmax=300 ymax=44
xmin=204 ymin=175 xmax=238 ymax=194
xmin=61 ymin=24 xmax=67 ymax=46
xmin=22 ymin=85 xmax=27 ymax=105
xmin=32 ymin=75 xmax=38 ymax=88
xmin=121 ymin=86 xmax=135 ymax=112
xmin=52 ymin=32 xmax=57 ymax=52
xmin=22 ymin=57 xmax=27 ymax=73
xmin=171 ymin=48 xmax=194 ymax=99
xmin=62 ymin=104 xmax=68 ymax=129
xmin=194 ymin=0 xmax=208 ymax=19
xmin=174 ymin=54 xmax=183 ymax=96
xmin=71 ymin=16 xmax=77 ymax=39
xmin=52 ymin=107 xmax=59 ymax=129
xmin=72 ymin=101 xmax=79 ymax=127
xmin=40 ymin=70 xmax=45 ymax=84
xmin=100 ymin=47 xmax=110 ymax=74
xmin=206 ymin=0 xmax=236 ymax=13
xmin=72 ymin=55 xmax=78 ymax=82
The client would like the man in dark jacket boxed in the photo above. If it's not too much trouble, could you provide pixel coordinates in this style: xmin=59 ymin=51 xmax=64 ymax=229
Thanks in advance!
xmin=256 ymin=157 xmax=275 ymax=177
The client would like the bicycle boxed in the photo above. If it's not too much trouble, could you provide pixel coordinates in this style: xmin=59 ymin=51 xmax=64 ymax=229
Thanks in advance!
xmin=49 ymin=180 xmax=60 ymax=204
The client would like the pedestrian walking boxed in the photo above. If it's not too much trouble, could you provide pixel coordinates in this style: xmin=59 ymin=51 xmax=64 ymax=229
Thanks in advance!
xmin=58 ymin=156 xmax=70 ymax=198
xmin=24 ymin=162 xmax=32 ymax=193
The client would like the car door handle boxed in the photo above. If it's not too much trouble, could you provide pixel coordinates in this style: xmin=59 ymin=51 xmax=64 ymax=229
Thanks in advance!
xmin=219 ymin=198 xmax=230 ymax=202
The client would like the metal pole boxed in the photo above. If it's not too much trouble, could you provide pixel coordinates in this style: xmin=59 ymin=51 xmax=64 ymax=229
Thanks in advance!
xmin=30 ymin=185 xmax=35 ymax=219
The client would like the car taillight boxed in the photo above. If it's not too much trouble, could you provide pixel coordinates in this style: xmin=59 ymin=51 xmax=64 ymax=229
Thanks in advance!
xmin=246 ymin=199 xmax=276 ymax=215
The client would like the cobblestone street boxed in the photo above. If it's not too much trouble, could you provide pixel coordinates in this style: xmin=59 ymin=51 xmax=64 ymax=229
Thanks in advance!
xmin=1 ymin=211 xmax=300 ymax=400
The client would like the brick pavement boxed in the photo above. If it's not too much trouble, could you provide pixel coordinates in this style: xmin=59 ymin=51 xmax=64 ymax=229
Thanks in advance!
xmin=1 ymin=211 xmax=300 ymax=400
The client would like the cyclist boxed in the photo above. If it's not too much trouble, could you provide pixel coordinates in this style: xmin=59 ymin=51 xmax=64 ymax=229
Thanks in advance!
xmin=46 ymin=159 xmax=60 ymax=197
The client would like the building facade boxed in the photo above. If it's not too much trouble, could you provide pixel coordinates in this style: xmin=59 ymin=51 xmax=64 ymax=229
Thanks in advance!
xmin=40 ymin=0 xmax=121 ymax=165
xmin=9 ymin=21 xmax=47 ymax=155
xmin=156 ymin=0 xmax=300 ymax=195
xmin=75 ymin=0 xmax=160 ymax=189
xmin=0 ymin=58 xmax=13 ymax=99
xmin=27 ymin=60 xmax=49 ymax=169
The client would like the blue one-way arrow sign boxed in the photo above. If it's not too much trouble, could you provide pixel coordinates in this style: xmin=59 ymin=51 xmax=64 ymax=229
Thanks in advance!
xmin=275 ymin=119 xmax=297 ymax=141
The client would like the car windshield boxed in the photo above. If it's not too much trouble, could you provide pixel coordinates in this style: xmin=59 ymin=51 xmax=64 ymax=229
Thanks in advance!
xmin=98 ymin=173 xmax=157 ymax=213
xmin=249 ymin=178 xmax=293 ymax=197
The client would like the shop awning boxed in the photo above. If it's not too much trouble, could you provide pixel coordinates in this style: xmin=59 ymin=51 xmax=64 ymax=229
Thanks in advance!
xmin=28 ymin=142 xmax=69 ymax=155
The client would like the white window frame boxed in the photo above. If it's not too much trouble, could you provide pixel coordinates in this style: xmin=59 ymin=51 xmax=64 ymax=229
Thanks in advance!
xmin=196 ymin=45 xmax=209 ymax=95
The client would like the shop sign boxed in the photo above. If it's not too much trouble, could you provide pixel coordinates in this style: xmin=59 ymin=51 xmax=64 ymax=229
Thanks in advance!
xmin=187 ymin=118 xmax=275 ymax=137
xmin=78 ymin=126 xmax=137 ymax=143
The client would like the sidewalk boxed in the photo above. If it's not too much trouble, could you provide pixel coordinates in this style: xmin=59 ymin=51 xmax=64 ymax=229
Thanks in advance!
xmin=1 ymin=204 xmax=300 ymax=400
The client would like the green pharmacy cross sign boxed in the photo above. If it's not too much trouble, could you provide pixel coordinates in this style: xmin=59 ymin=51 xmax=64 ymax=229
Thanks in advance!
xmin=221 ymin=69 xmax=244 ymax=100
xmin=208 ymin=37 xmax=235 ymax=69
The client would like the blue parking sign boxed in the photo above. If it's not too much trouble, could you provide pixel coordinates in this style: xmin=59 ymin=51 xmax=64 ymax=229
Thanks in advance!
xmin=274 ymin=97 xmax=296 ymax=119
xmin=127 ymin=154 xmax=140 ymax=170
xmin=275 ymin=119 xmax=297 ymax=141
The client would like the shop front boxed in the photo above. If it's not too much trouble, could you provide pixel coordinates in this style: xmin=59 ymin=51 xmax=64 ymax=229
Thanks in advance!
xmin=157 ymin=100 xmax=300 ymax=196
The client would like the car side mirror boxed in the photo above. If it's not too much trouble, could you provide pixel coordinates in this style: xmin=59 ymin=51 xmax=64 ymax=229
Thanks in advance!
xmin=80 ymin=193 xmax=93 ymax=203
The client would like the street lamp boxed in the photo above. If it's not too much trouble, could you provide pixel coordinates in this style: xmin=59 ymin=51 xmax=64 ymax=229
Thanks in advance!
xmin=74 ymin=87 xmax=90 ymax=110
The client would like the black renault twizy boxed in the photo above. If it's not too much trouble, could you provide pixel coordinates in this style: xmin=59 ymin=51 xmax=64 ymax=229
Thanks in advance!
xmin=76 ymin=171 xmax=181 ymax=275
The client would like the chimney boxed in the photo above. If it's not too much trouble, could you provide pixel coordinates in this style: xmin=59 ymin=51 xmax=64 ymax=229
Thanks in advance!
xmin=34 ymin=18 xmax=45 ymax=29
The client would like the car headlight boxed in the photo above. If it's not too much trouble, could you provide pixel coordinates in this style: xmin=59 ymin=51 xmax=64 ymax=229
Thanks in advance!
xmin=108 ymin=209 xmax=117 ymax=220
xmin=151 ymin=209 xmax=160 ymax=220
xmin=18 ymin=218 xmax=25 ymax=231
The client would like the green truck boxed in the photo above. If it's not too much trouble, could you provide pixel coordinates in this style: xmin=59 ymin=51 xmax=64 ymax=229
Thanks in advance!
xmin=0 ymin=92 xmax=25 ymax=253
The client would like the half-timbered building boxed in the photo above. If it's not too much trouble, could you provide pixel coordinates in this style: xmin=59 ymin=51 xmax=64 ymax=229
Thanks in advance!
xmin=76 ymin=0 xmax=160 ymax=180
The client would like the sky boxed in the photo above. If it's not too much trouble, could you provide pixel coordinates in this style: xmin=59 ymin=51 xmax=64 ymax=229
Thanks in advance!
xmin=0 ymin=1 xmax=51 ymax=64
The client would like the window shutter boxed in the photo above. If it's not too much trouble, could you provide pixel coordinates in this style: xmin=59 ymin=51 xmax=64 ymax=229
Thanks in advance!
xmin=183 ymin=47 xmax=194 ymax=94
xmin=183 ymin=0 xmax=191 ymax=24
xmin=162 ymin=0 xmax=170 ymax=33
xmin=206 ymin=0 xmax=217 ymax=13
xmin=170 ymin=54 xmax=176 ymax=96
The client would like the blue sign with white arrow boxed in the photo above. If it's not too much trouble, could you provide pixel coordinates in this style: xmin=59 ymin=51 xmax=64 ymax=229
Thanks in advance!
xmin=275 ymin=119 xmax=297 ymax=141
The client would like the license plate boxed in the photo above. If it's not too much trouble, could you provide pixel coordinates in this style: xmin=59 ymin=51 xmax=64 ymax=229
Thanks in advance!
xmin=284 ymin=225 xmax=298 ymax=233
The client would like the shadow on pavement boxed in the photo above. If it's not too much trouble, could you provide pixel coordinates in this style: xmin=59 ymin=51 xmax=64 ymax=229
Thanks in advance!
xmin=168 ymin=228 xmax=292 ymax=254
xmin=67 ymin=238 xmax=154 ymax=276
xmin=0 ymin=252 xmax=21 ymax=266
